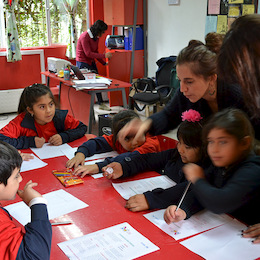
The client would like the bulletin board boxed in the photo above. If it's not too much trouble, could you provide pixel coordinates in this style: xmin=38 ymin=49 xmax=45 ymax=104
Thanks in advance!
xmin=205 ymin=0 xmax=259 ymax=35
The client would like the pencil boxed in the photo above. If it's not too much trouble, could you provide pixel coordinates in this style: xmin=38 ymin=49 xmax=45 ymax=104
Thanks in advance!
xmin=51 ymin=221 xmax=72 ymax=226
xmin=175 ymin=181 xmax=191 ymax=211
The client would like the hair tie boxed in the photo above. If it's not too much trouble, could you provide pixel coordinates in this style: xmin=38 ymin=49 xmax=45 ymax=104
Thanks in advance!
xmin=181 ymin=109 xmax=203 ymax=122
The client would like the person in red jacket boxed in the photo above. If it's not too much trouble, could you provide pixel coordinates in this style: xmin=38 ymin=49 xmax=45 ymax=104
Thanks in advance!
xmin=0 ymin=84 xmax=87 ymax=149
xmin=0 ymin=141 xmax=52 ymax=260
xmin=66 ymin=110 xmax=160 ymax=177
xmin=76 ymin=19 xmax=112 ymax=111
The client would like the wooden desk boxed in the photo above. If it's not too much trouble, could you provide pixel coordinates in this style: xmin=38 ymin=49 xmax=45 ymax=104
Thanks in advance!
xmin=2 ymin=136 xmax=202 ymax=260
xmin=41 ymin=71 xmax=131 ymax=134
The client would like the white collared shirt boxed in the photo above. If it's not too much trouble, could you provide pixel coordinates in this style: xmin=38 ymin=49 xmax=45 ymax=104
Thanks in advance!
xmin=87 ymin=29 xmax=94 ymax=39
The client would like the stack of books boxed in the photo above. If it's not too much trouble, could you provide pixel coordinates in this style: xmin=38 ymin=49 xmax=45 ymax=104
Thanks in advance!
xmin=73 ymin=73 xmax=112 ymax=90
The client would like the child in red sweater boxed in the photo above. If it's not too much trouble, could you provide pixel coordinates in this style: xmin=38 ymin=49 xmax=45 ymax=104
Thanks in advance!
xmin=66 ymin=110 xmax=160 ymax=177
xmin=0 ymin=141 xmax=51 ymax=259
xmin=0 ymin=83 xmax=87 ymax=149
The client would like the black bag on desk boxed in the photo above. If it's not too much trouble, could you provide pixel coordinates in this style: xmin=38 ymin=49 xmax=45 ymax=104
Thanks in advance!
xmin=131 ymin=77 xmax=156 ymax=111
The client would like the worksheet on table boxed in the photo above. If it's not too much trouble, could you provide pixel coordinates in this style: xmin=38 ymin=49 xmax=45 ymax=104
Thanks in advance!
xmin=20 ymin=154 xmax=47 ymax=172
xmin=58 ymin=222 xmax=159 ymax=260
xmin=144 ymin=209 xmax=233 ymax=241
xmin=112 ymin=175 xmax=176 ymax=200
xmin=180 ymin=219 xmax=260 ymax=260
xmin=4 ymin=189 xmax=89 ymax=225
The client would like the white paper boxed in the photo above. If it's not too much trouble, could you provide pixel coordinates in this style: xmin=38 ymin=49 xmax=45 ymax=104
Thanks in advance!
xmin=4 ymin=189 xmax=88 ymax=225
xmin=58 ymin=222 xmax=159 ymax=260
xmin=112 ymin=176 xmax=176 ymax=200
xmin=20 ymin=154 xmax=47 ymax=172
xmin=180 ymin=219 xmax=260 ymax=260
xmin=31 ymin=143 xmax=72 ymax=159
xmin=144 ymin=209 xmax=233 ymax=240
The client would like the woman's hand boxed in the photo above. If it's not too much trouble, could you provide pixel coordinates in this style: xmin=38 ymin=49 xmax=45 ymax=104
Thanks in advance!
xmin=125 ymin=194 xmax=149 ymax=212
xmin=73 ymin=164 xmax=99 ymax=177
xmin=102 ymin=162 xmax=123 ymax=179
xmin=66 ymin=153 xmax=85 ymax=168
xmin=183 ymin=163 xmax=205 ymax=184
xmin=118 ymin=118 xmax=152 ymax=148
xmin=35 ymin=137 xmax=45 ymax=148
xmin=49 ymin=134 xmax=62 ymax=146
xmin=164 ymin=205 xmax=187 ymax=224
xmin=242 ymin=224 xmax=260 ymax=244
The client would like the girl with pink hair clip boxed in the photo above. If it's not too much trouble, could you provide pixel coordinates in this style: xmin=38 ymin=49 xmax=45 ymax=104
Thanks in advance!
xmin=103 ymin=109 xmax=209 ymax=213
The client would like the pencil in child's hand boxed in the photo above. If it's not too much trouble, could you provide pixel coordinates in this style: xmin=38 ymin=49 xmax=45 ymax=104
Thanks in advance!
xmin=175 ymin=181 xmax=191 ymax=211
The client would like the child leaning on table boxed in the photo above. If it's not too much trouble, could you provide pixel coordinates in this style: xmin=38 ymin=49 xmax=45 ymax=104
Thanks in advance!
xmin=0 ymin=83 xmax=87 ymax=149
xmin=0 ymin=141 xmax=52 ymax=259
xmin=103 ymin=110 xmax=207 ymax=212
xmin=66 ymin=109 xmax=160 ymax=177
xmin=164 ymin=108 xmax=260 ymax=226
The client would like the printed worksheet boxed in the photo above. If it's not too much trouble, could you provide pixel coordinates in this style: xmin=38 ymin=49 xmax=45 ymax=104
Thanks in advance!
xmin=5 ymin=189 xmax=88 ymax=225
xmin=20 ymin=154 xmax=47 ymax=172
xmin=112 ymin=176 xmax=176 ymax=200
xmin=31 ymin=143 xmax=72 ymax=159
xmin=180 ymin=219 xmax=260 ymax=260
xmin=58 ymin=222 xmax=159 ymax=260
xmin=144 ymin=209 xmax=233 ymax=240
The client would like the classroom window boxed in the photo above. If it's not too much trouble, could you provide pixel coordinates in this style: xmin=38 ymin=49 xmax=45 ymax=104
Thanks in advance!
xmin=0 ymin=0 xmax=87 ymax=48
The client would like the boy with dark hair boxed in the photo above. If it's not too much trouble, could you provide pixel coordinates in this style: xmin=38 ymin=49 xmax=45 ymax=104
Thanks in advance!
xmin=0 ymin=141 xmax=52 ymax=259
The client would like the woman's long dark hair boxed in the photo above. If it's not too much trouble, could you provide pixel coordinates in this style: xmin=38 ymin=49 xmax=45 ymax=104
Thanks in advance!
xmin=218 ymin=14 xmax=260 ymax=118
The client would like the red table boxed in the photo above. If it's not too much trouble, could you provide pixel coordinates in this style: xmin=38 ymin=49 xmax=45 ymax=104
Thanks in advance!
xmin=41 ymin=71 xmax=131 ymax=134
xmin=2 ymin=136 xmax=202 ymax=260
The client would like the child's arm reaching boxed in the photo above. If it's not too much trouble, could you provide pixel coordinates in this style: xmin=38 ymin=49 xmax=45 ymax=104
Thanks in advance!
xmin=164 ymin=205 xmax=187 ymax=224
xmin=73 ymin=164 xmax=99 ymax=177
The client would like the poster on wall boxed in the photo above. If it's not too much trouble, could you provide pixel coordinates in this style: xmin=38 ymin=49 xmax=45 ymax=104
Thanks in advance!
xmin=205 ymin=0 xmax=258 ymax=35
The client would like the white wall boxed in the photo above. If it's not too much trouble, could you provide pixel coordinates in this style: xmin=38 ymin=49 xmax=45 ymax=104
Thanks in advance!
xmin=147 ymin=0 xmax=208 ymax=76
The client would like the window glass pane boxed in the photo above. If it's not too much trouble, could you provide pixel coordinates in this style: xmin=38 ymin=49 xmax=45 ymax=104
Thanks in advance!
xmin=2 ymin=0 xmax=87 ymax=48
xmin=15 ymin=1 xmax=48 ymax=47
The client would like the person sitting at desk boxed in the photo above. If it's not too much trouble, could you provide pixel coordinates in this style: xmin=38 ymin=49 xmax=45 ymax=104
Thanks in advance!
xmin=66 ymin=110 xmax=160 ymax=176
xmin=102 ymin=110 xmax=207 ymax=212
xmin=0 ymin=83 xmax=87 ymax=149
xmin=0 ymin=141 xmax=52 ymax=259
xmin=76 ymin=19 xmax=112 ymax=111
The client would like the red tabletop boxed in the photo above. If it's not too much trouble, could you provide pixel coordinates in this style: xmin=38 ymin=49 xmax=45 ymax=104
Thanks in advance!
xmin=41 ymin=71 xmax=132 ymax=90
xmin=2 ymin=136 xmax=202 ymax=260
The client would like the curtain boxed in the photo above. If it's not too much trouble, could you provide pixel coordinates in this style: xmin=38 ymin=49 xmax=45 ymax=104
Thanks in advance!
xmin=4 ymin=0 xmax=22 ymax=62
xmin=62 ymin=0 xmax=79 ymax=59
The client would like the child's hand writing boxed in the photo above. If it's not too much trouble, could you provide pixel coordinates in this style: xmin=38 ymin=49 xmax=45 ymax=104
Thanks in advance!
xmin=66 ymin=152 xmax=85 ymax=168
xmin=125 ymin=194 xmax=149 ymax=212
xmin=35 ymin=137 xmax=45 ymax=148
xmin=49 ymin=134 xmax=62 ymax=146
xmin=164 ymin=205 xmax=187 ymax=224
xmin=102 ymin=162 xmax=123 ymax=179
xmin=17 ymin=180 xmax=42 ymax=206
xmin=183 ymin=163 xmax=205 ymax=183
xmin=73 ymin=164 xmax=99 ymax=177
